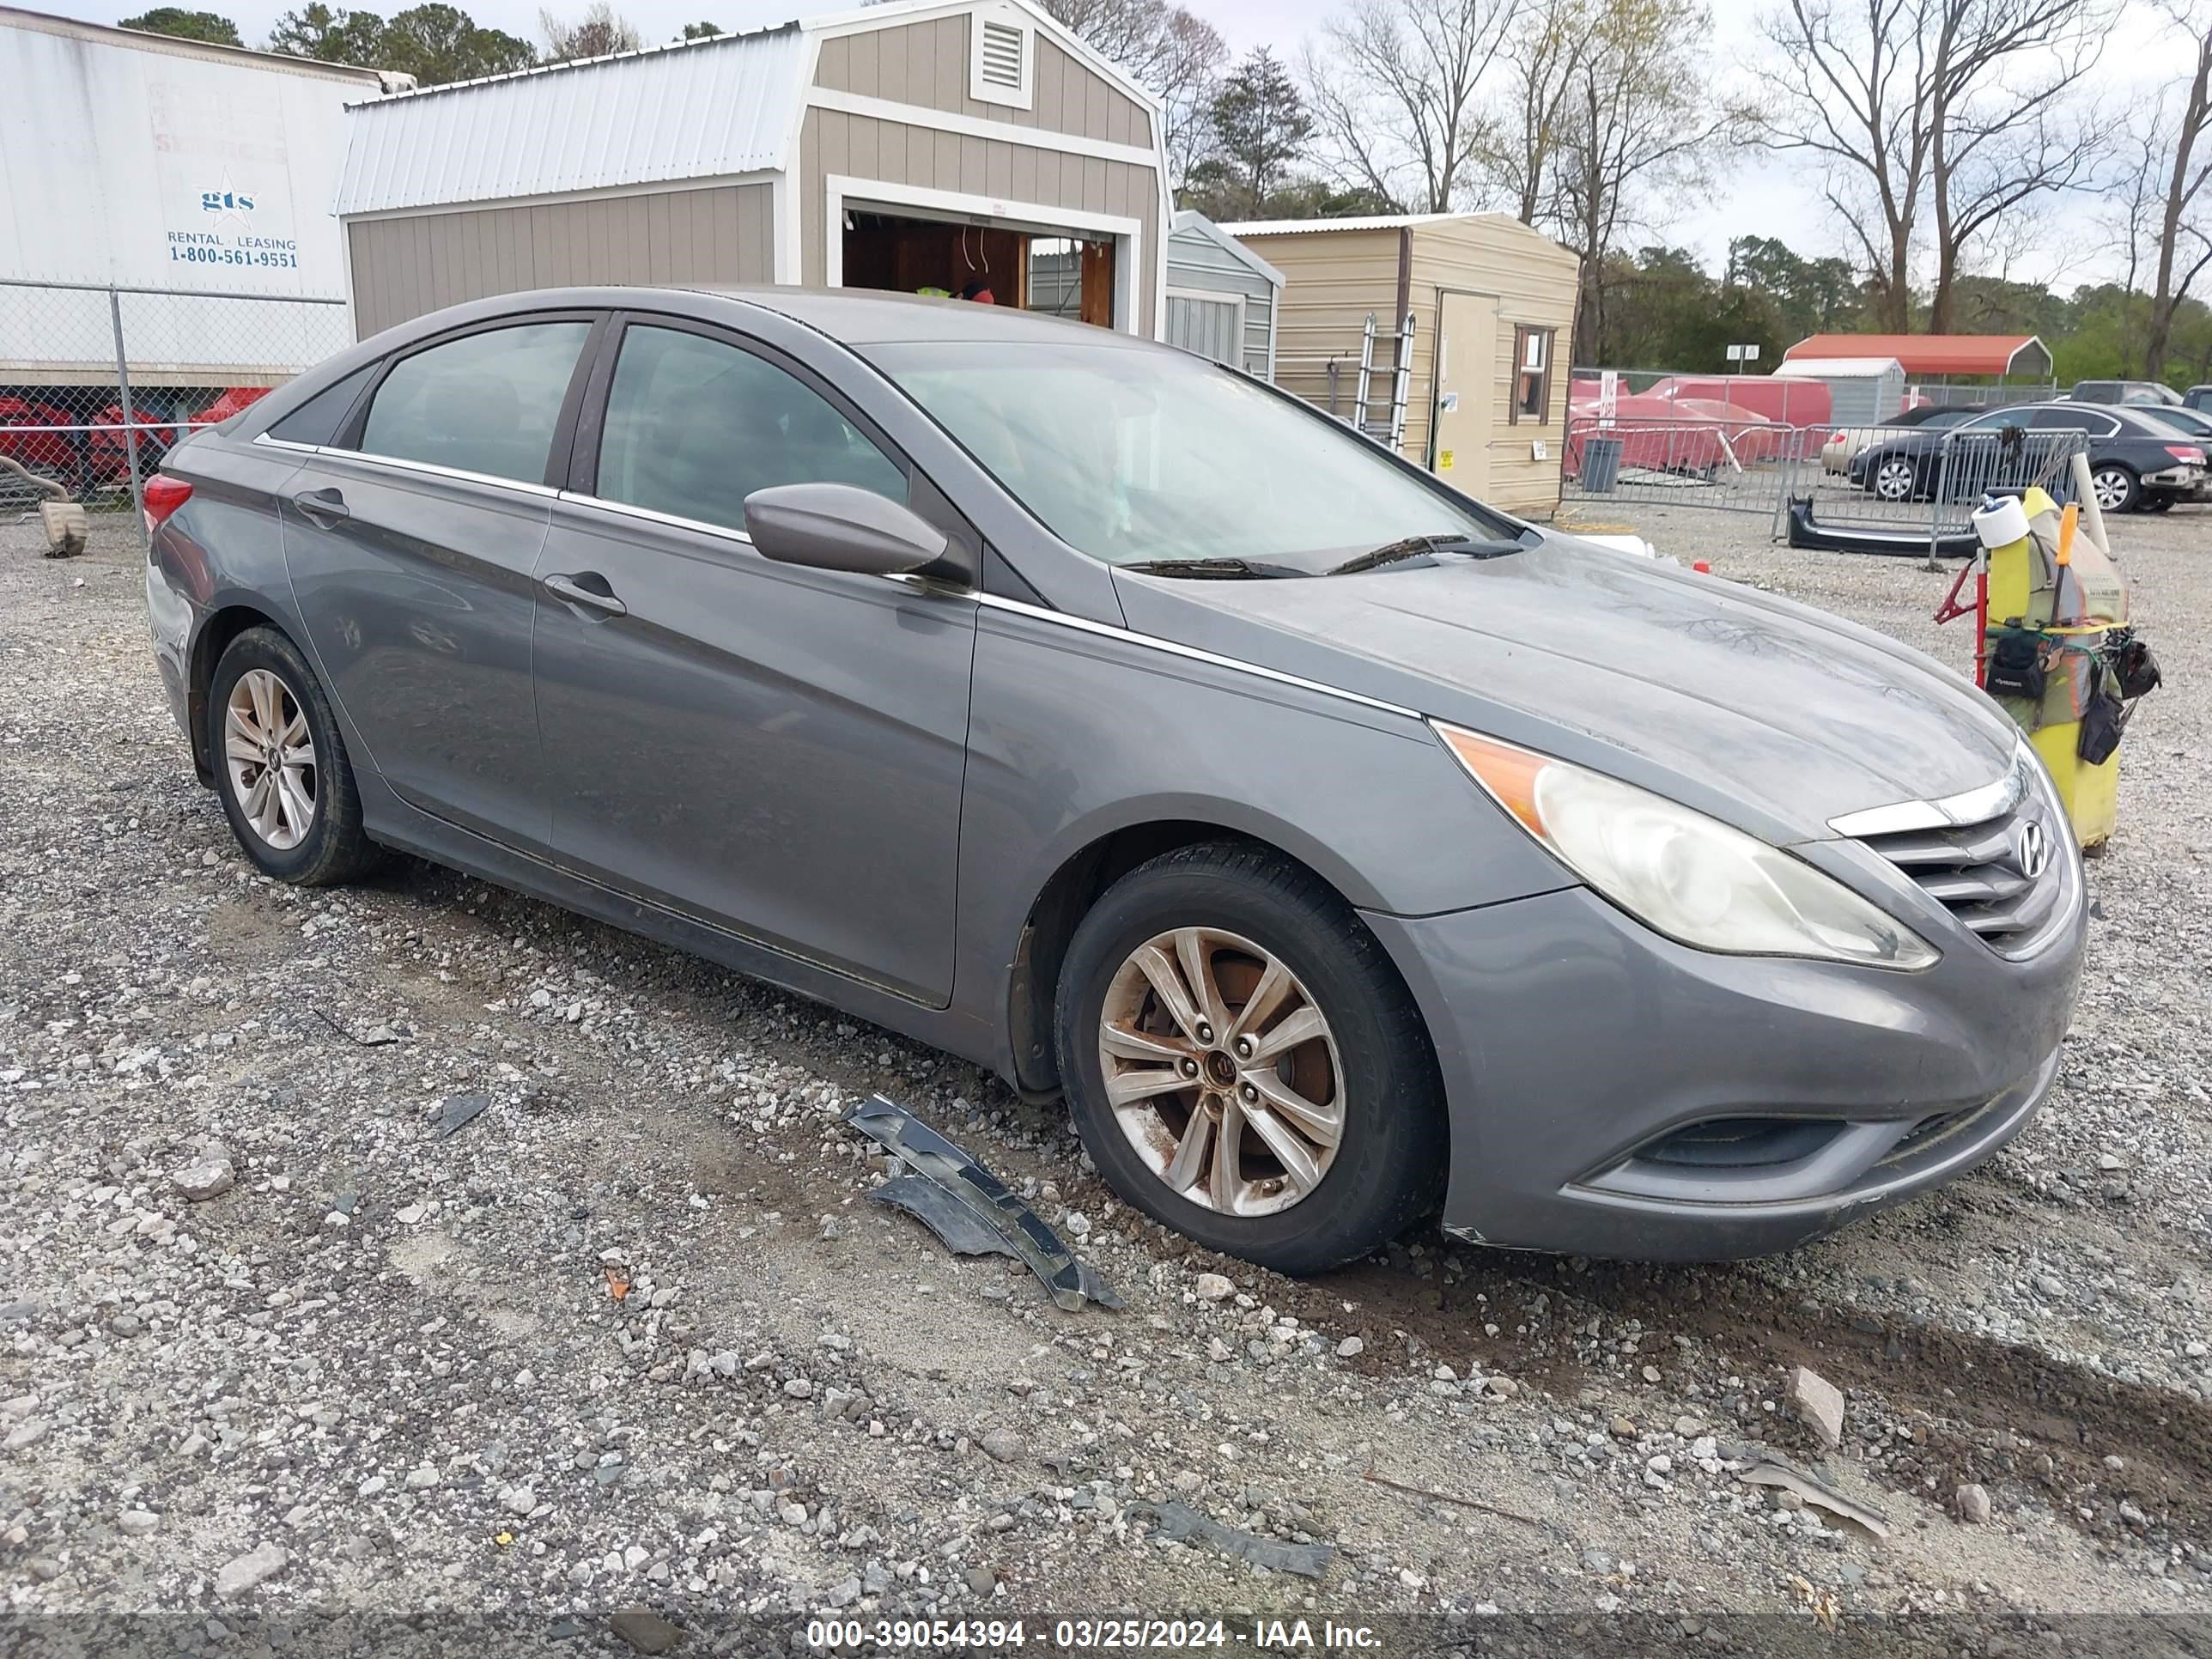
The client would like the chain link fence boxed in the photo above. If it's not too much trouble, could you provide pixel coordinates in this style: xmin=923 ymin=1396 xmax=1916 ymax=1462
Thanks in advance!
xmin=0 ymin=278 xmax=349 ymax=532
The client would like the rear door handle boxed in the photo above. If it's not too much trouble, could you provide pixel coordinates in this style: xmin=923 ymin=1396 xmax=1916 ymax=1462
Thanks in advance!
xmin=543 ymin=572 xmax=628 ymax=617
xmin=290 ymin=487 xmax=349 ymax=526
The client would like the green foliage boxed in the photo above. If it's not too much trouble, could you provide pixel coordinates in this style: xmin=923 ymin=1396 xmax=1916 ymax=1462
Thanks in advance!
xmin=1585 ymin=237 xmax=2212 ymax=390
xmin=119 ymin=7 xmax=243 ymax=45
xmin=679 ymin=20 xmax=721 ymax=37
xmin=377 ymin=3 xmax=536 ymax=82
xmin=1193 ymin=48 xmax=1310 ymax=221
xmin=267 ymin=3 xmax=388 ymax=64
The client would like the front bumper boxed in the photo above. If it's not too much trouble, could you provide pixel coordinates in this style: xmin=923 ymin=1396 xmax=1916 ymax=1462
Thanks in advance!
xmin=1365 ymin=879 xmax=2082 ymax=1261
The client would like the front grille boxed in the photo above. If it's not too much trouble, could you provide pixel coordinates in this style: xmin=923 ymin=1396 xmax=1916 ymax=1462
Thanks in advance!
xmin=1856 ymin=787 xmax=2066 ymax=955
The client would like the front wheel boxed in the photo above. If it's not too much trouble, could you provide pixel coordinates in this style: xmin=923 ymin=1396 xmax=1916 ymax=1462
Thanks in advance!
xmin=1870 ymin=454 xmax=1920 ymax=501
xmin=2090 ymin=464 xmax=2141 ymax=514
xmin=1054 ymin=843 xmax=1447 ymax=1276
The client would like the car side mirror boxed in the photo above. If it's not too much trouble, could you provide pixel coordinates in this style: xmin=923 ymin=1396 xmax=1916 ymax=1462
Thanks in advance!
xmin=742 ymin=483 xmax=948 ymax=577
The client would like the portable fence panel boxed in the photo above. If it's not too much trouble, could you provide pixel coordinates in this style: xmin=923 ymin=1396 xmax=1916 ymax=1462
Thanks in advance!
xmin=1779 ymin=423 xmax=2090 ymax=546
xmin=0 ymin=278 xmax=349 ymax=522
xmin=1560 ymin=416 xmax=1796 ymax=516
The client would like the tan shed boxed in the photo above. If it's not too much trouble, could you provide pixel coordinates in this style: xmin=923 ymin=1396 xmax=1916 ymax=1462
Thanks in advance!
xmin=1224 ymin=213 xmax=1581 ymax=517
xmin=332 ymin=0 xmax=1169 ymax=340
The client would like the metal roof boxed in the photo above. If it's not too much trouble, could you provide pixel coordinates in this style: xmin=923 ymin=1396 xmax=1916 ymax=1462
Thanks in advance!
xmin=334 ymin=0 xmax=1163 ymax=218
xmin=1221 ymin=212 xmax=1468 ymax=236
xmin=1784 ymin=333 xmax=2053 ymax=378
xmin=333 ymin=21 xmax=805 ymax=215
xmin=1170 ymin=210 xmax=1284 ymax=288
xmin=1772 ymin=356 xmax=1905 ymax=380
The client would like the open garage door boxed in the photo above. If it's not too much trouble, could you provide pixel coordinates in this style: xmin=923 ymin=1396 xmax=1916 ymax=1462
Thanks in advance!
xmin=840 ymin=210 xmax=1116 ymax=328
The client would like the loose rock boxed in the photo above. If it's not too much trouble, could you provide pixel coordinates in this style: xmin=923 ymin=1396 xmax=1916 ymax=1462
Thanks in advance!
xmin=214 ymin=1541 xmax=289 ymax=1598
xmin=1784 ymin=1365 xmax=1845 ymax=1449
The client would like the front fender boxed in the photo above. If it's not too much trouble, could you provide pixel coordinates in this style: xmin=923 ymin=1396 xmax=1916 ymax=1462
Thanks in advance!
xmin=949 ymin=607 xmax=1575 ymax=1061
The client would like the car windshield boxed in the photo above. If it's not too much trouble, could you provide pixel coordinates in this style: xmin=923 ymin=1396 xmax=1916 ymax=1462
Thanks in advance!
xmin=866 ymin=339 xmax=1513 ymax=572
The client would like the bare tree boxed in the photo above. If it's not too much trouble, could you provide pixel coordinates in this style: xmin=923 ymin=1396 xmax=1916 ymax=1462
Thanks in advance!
xmin=1549 ymin=0 xmax=1734 ymax=355
xmin=1040 ymin=0 xmax=1226 ymax=182
xmin=1924 ymin=0 xmax=2106 ymax=331
xmin=1757 ymin=0 xmax=1936 ymax=331
xmin=2139 ymin=3 xmax=2212 ymax=377
xmin=1300 ymin=0 xmax=1522 ymax=214
xmin=1758 ymin=0 xmax=2103 ymax=332
xmin=540 ymin=1 xmax=638 ymax=61
xmin=1479 ymin=0 xmax=1588 ymax=224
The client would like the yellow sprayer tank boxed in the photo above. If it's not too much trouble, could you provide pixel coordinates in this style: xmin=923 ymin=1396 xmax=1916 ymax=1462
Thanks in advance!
xmin=1976 ymin=487 xmax=2121 ymax=849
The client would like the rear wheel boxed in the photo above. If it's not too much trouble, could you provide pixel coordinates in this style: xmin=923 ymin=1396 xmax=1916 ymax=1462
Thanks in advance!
xmin=208 ymin=627 xmax=380 ymax=885
xmin=1054 ymin=843 xmax=1446 ymax=1276
xmin=2090 ymin=464 xmax=2141 ymax=514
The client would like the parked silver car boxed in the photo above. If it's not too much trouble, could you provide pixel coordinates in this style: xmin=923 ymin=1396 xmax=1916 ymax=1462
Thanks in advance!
xmin=144 ymin=289 xmax=2085 ymax=1273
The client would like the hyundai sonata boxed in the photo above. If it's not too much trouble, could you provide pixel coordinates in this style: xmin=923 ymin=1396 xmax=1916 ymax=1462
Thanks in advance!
xmin=144 ymin=288 xmax=2084 ymax=1273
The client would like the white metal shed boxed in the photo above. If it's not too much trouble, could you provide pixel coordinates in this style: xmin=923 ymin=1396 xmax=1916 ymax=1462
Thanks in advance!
xmin=1772 ymin=355 xmax=1906 ymax=428
xmin=334 ymin=0 xmax=1171 ymax=340
xmin=1164 ymin=210 xmax=1282 ymax=379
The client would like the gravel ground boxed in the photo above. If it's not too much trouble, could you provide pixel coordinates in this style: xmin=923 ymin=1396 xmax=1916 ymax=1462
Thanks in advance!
xmin=3 ymin=505 xmax=2209 ymax=1651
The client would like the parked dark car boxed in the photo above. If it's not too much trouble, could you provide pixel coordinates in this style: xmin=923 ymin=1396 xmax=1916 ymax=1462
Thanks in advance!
xmin=142 ymin=288 xmax=2085 ymax=1273
xmin=1820 ymin=402 xmax=1984 ymax=474
xmin=2184 ymin=384 xmax=2212 ymax=412
xmin=2067 ymin=379 xmax=2184 ymax=406
xmin=1850 ymin=401 xmax=2206 ymax=512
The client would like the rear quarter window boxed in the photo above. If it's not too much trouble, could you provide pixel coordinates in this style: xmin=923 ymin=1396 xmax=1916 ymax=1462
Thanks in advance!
xmin=267 ymin=365 xmax=376 ymax=447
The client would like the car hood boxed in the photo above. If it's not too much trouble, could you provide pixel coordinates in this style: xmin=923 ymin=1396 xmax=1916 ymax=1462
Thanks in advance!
xmin=1109 ymin=538 xmax=2019 ymax=845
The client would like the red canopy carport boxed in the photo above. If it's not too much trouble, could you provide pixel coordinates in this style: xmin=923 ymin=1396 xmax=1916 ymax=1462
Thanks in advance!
xmin=1783 ymin=334 xmax=2053 ymax=379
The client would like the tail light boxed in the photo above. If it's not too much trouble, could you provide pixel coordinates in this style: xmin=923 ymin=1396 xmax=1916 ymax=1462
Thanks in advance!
xmin=143 ymin=472 xmax=192 ymax=532
xmin=2165 ymin=445 xmax=2205 ymax=465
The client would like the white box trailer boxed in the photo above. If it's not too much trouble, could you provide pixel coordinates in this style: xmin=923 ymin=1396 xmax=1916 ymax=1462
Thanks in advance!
xmin=0 ymin=5 xmax=402 ymax=393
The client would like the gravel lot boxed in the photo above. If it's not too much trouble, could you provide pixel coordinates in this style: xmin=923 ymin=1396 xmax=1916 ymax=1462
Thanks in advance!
xmin=3 ymin=503 xmax=2209 ymax=1650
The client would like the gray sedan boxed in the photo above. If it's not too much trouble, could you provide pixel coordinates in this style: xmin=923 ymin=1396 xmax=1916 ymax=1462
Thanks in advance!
xmin=143 ymin=288 xmax=2084 ymax=1273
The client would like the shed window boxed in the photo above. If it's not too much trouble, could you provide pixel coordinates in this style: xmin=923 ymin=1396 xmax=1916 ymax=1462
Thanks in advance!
xmin=1511 ymin=326 xmax=1553 ymax=424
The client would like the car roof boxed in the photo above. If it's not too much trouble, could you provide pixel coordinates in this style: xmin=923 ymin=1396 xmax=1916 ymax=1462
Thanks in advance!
xmin=705 ymin=285 xmax=1159 ymax=348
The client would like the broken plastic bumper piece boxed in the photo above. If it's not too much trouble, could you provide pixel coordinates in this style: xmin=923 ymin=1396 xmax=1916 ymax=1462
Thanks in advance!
xmin=844 ymin=1095 xmax=1123 ymax=1312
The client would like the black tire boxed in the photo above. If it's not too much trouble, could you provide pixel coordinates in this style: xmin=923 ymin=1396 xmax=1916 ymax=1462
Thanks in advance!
xmin=1054 ymin=842 xmax=1447 ymax=1276
xmin=2146 ymin=494 xmax=2177 ymax=513
xmin=2090 ymin=463 xmax=2141 ymax=514
xmin=207 ymin=626 xmax=380 ymax=885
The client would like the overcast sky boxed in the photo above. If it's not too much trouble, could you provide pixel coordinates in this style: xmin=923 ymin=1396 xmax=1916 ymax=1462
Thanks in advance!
xmin=75 ymin=0 xmax=2166 ymax=289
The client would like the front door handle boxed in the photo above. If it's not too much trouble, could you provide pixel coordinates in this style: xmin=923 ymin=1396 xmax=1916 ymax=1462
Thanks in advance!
xmin=544 ymin=572 xmax=628 ymax=617
xmin=290 ymin=487 xmax=349 ymax=526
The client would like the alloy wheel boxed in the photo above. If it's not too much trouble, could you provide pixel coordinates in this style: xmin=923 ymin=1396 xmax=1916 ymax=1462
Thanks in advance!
xmin=1874 ymin=458 xmax=1917 ymax=501
xmin=223 ymin=668 xmax=317 ymax=850
xmin=1096 ymin=927 xmax=1344 ymax=1218
xmin=2091 ymin=468 xmax=2132 ymax=511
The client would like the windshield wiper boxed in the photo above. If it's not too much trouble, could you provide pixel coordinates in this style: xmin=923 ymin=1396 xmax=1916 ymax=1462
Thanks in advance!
xmin=1120 ymin=556 xmax=1306 ymax=580
xmin=1326 ymin=532 xmax=1528 ymax=575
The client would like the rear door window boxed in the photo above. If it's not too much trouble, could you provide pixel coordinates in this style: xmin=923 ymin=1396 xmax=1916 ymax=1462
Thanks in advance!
xmin=592 ymin=325 xmax=905 ymax=534
xmin=357 ymin=320 xmax=592 ymax=485
xmin=2032 ymin=408 xmax=2118 ymax=435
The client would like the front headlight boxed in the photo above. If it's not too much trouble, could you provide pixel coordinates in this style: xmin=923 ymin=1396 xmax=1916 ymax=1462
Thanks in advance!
xmin=1436 ymin=723 xmax=1940 ymax=970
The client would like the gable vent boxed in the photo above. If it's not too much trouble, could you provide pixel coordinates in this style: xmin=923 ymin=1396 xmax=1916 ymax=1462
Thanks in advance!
xmin=978 ymin=19 xmax=1024 ymax=88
